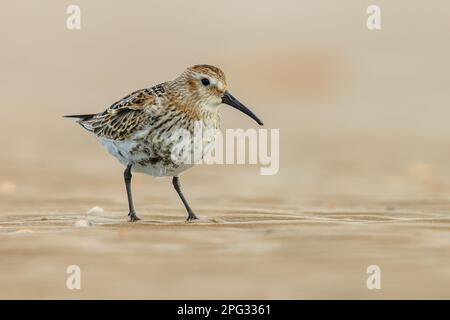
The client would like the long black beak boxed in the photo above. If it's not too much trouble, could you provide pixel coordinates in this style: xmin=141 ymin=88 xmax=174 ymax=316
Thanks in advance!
xmin=221 ymin=91 xmax=263 ymax=126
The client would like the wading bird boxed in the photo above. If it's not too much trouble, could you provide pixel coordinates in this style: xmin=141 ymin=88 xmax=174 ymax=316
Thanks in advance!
xmin=65 ymin=65 xmax=263 ymax=222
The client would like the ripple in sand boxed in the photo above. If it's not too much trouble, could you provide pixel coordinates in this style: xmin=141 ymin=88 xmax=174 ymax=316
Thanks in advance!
xmin=74 ymin=219 xmax=93 ymax=227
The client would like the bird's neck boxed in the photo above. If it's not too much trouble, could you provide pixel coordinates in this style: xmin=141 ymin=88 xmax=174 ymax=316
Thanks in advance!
xmin=164 ymin=81 xmax=219 ymax=123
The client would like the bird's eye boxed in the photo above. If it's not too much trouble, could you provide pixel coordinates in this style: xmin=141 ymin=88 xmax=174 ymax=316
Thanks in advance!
xmin=201 ymin=78 xmax=210 ymax=86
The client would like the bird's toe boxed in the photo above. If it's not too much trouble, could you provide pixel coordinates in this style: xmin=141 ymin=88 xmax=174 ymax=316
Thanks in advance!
xmin=128 ymin=213 xmax=141 ymax=222
xmin=186 ymin=215 xmax=199 ymax=222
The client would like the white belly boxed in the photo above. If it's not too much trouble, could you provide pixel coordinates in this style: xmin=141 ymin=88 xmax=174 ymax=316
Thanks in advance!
xmin=98 ymin=119 xmax=218 ymax=177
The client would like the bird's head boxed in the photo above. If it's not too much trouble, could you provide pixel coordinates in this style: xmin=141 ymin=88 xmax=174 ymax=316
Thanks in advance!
xmin=172 ymin=64 xmax=263 ymax=125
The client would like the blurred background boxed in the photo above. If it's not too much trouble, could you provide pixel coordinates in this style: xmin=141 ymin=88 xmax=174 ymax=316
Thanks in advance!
xmin=0 ymin=1 xmax=449 ymax=299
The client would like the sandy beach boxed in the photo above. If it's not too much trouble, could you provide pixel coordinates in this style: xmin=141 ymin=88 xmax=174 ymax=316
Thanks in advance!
xmin=0 ymin=1 xmax=449 ymax=299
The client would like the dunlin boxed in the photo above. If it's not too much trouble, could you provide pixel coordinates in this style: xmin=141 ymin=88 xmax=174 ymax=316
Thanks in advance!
xmin=65 ymin=65 xmax=263 ymax=222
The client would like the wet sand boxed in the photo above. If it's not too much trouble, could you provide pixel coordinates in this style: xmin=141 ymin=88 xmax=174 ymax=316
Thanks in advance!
xmin=1 ymin=165 xmax=449 ymax=299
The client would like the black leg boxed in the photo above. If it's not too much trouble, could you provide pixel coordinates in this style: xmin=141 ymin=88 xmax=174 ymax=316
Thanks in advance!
xmin=172 ymin=176 xmax=198 ymax=221
xmin=124 ymin=164 xmax=140 ymax=222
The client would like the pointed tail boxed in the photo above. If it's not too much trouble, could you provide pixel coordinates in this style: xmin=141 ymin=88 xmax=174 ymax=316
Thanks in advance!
xmin=63 ymin=114 xmax=96 ymax=121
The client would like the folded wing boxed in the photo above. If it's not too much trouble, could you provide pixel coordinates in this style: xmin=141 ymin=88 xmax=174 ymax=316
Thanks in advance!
xmin=65 ymin=88 xmax=157 ymax=140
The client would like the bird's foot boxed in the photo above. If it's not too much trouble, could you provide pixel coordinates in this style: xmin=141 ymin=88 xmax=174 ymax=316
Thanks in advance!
xmin=128 ymin=212 xmax=141 ymax=222
xmin=186 ymin=214 xmax=199 ymax=222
